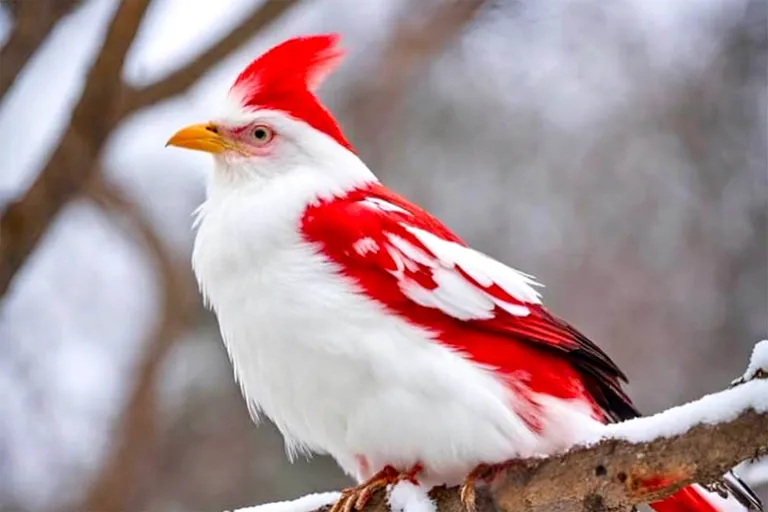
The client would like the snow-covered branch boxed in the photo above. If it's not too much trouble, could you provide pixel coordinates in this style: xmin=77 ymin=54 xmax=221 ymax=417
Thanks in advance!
xmin=232 ymin=342 xmax=768 ymax=512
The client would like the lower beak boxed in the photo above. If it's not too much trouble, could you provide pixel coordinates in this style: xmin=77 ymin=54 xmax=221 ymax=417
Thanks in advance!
xmin=166 ymin=123 xmax=228 ymax=154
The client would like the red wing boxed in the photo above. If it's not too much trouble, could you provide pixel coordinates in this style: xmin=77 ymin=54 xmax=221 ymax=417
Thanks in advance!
xmin=301 ymin=184 xmax=638 ymax=421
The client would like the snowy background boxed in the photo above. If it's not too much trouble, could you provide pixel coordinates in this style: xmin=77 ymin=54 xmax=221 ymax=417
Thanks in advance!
xmin=0 ymin=0 xmax=766 ymax=511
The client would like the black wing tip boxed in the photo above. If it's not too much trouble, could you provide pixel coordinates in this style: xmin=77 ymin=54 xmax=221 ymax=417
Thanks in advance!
xmin=539 ymin=311 xmax=639 ymax=421
xmin=722 ymin=470 xmax=764 ymax=511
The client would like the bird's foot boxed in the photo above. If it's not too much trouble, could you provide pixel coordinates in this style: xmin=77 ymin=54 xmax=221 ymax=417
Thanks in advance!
xmin=460 ymin=461 xmax=517 ymax=512
xmin=330 ymin=464 xmax=422 ymax=512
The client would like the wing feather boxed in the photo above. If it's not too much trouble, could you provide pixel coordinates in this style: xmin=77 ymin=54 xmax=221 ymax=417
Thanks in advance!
xmin=301 ymin=184 xmax=638 ymax=421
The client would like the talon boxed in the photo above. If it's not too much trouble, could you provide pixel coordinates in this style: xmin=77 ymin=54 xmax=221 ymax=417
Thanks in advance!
xmin=460 ymin=481 xmax=477 ymax=512
xmin=329 ymin=491 xmax=352 ymax=512
xmin=344 ymin=493 xmax=357 ymax=512
xmin=328 ymin=464 xmax=423 ymax=512
xmin=461 ymin=462 xmax=515 ymax=511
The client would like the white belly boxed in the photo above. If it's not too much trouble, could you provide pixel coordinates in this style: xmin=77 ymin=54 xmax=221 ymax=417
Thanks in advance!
xmin=192 ymin=198 xmax=596 ymax=485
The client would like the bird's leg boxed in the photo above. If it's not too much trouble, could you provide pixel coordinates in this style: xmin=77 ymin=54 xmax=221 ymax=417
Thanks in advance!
xmin=330 ymin=464 xmax=423 ymax=512
xmin=460 ymin=461 xmax=518 ymax=512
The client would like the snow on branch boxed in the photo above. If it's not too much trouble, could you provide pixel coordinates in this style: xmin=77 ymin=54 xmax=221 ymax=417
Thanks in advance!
xmin=230 ymin=341 xmax=768 ymax=512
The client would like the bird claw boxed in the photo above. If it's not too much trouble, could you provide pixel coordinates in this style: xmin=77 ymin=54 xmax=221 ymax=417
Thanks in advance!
xmin=460 ymin=462 xmax=515 ymax=512
xmin=459 ymin=481 xmax=477 ymax=512
xmin=329 ymin=465 xmax=422 ymax=512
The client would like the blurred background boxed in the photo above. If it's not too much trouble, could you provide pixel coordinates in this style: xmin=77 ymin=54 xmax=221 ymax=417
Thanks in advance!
xmin=0 ymin=0 xmax=766 ymax=511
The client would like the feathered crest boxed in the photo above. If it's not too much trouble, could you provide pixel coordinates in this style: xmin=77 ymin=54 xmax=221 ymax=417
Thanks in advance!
xmin=229 ymin=34 xmax=353 ymax=151
xmin=232 ymin=34 xmax=344 ymax=98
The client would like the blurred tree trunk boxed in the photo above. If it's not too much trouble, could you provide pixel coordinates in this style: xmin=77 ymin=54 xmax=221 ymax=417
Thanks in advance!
xmin=0 ymin=0 xmax=152 ymax=298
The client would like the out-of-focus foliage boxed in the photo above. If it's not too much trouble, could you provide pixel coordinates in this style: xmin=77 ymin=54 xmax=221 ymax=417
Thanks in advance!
xmin=0 ymin=0 xmax=765 ymax=511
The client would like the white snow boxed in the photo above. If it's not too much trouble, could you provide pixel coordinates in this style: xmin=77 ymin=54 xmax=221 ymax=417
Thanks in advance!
xmin=586 ymin=341 xmax=768 ymax=445
xmin=225 ymin=481 xmax=437 ymax=512
xmin=735 ymin=339 xmax=768 ymax=384
xmin=387 ymin=481 xmax=437 ymax=512
xmin=229 ymin=492 xmax=339 ymax=512
xmin=596 ymin=379 xmax=768 ymax=444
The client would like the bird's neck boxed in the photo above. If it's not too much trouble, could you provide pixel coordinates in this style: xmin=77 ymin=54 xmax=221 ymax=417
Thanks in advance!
xmin=204 ymin=150 xmax=378 ymax=212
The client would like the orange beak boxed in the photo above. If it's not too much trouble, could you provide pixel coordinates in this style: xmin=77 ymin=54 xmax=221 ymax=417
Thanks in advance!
xmin=166 ymin=123 xmax=231 ymax=154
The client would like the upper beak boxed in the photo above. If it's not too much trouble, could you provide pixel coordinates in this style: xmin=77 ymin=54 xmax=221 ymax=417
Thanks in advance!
xmin=166 ymin=123 xmax=228 ymax=154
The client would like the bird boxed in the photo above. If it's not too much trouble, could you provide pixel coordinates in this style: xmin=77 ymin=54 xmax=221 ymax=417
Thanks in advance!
xmin=166 ymin=34 xmax=762 ymax=512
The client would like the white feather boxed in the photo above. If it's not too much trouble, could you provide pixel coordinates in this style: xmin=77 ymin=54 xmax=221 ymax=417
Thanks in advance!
xmin=362 ymin=197 xmax=412 ymax=215
xmin=353 ymin=237 xmax=379 ymax=256
xmin=191 ymin=105 xmax=601 ymax=487
xmin=377 ymin=224 xmax=540 ymax=322
xmin=386 ymin=233 xmax=436 ymax=268
xmin=403 ymin=226 xmax=543 ymax=306
xmin=430 ymin=267 xmax=494 ymax=320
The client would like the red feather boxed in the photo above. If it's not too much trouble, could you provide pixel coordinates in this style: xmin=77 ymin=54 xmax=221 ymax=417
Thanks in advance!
xmin=301 ymin=183 xmax=743 ymax=510
xmin=301 ymin=182 xmax=636 ymax=423
xmin=230 ymin=34 xmax=353 ymax=152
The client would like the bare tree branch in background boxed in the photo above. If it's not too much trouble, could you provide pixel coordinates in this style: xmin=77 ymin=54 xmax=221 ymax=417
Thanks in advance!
xmin=0 ymin=0 xmax=300 ymax=300
xmin=0 ymin=0 xmax=153 ymax=298
xmin=0 ymin=0 xmax=21 ymax=18
xmin=0 ymin=0 xmax=303 ymax=503
xmin=122 ymin=0 xmax=300 ymax=115
xmin=81 ymin=175 xmax=199 ymax=512
xmin=0 ymin=0 xmax=81 ymax=103
xmin=341 ymin=0 xmax=489 ymax=166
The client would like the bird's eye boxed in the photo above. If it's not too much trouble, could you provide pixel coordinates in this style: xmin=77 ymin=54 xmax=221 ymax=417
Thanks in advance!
xmin=251 ymin=125 xmax=274 ymax=145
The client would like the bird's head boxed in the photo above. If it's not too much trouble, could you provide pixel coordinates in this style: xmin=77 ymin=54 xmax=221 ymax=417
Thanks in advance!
xmin=167 ymin=34 xmax=370 ymax=193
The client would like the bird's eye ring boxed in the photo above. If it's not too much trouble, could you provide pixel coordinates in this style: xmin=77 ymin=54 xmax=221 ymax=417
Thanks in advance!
xmin=252 ymin=125 xmax=274 ymax=145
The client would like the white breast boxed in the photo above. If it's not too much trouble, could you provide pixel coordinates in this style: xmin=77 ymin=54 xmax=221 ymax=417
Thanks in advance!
xmin=191 ymin=169 xmax=597 ymax=486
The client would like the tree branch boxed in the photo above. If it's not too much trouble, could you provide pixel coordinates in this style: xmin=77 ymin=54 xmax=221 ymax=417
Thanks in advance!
xmin=0 ymin=0 xmax=81 ymax=104
xmin=490 ymin=407 xmax=766 ymax=511
xmin=80 ymin=174 xmax=198 ymax=511
xmin=121 ymin=0 xmax=300 ymax=115
xmin=0 ymin=0 xmax=152 ymax=299
xmin=0 ymin=0 xmax=299 ymax=301
xmin=237 ymin=351 xmax=768 ymax=512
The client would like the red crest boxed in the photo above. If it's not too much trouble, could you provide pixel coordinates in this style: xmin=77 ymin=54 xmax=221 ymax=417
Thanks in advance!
xmin=231 ymin=34 xmax=353 ymax=152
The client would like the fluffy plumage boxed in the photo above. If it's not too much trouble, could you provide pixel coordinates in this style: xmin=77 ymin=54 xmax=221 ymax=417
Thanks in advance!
xmin=172 ymin=34 xmax=760 ymax=511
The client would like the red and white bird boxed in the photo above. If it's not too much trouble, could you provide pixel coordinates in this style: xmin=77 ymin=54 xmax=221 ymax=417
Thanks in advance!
xmin=167 ymin=35 xmax=761 ymax=512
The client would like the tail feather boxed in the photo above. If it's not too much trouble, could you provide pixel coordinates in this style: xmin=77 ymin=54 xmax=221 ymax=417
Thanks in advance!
xmin=652 ymin=486 xmax=721 ymax=512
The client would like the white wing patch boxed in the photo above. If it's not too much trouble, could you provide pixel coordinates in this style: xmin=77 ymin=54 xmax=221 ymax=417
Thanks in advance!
xmin=361 ymin=197 xmax=412 ymax=215
xmin=354 ymin=197 xmax=543 ymax=320
xmin=353 ymin=237 xmax=380 ymax=256
xmin=404 ymin=226 xmax=543 ymax=306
